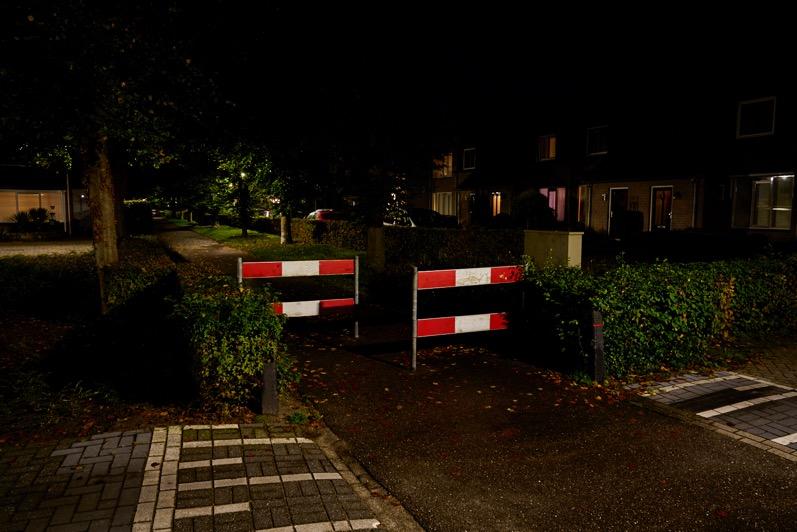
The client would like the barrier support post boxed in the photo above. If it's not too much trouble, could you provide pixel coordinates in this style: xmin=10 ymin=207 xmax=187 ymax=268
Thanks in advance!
xmin=237 ymin=257 xmax=243 ymax=288
xmin=411 ymin=266 xmax=418 ymax=370
xmin=354 ymin=255 xmax=360 ymax=339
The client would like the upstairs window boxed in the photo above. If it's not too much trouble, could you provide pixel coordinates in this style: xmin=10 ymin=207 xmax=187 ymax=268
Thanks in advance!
xmin=463 ymin=148 xmax=476 ymax=170
xmin=433 ymin=152 xmax=453 ymax=178
xmin=538 ymin=135 xmax=557 ymax=161
xmin=737 ymin=97 xmax=776 ymax=138
xmin=586 ymin=126 xmax=608 ymax=155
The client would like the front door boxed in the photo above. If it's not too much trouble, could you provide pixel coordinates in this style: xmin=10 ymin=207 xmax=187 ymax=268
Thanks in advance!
xmin=608 ymin=188 xmax=628 ymax=238
xmin=650 ymin=186 xmax=673 ymax=231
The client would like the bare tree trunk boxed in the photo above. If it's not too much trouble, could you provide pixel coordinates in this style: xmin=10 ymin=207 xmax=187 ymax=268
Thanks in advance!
xmin=239 ymin=179 xmax=249 ymax=237
xmin=280 ymin=214 xmax=292 ymax=244
xmin=85 ymin=135 xmax=119 ymax=314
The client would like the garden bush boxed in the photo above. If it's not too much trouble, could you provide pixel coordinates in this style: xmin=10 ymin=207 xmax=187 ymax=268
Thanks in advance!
xmin=290 ymin=219 xmax=367 ymax=250
xmin=174 ymin=264 xmax=294 ymax=407
xmin=383 ymin=226 xmax=524 ymax=274
xmin=518 ymin=255 xmax=797 ymax=377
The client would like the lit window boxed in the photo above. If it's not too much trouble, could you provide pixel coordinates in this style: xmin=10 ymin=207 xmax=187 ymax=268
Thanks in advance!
xmin=491 ymin=192 xmax=502 ymax=216
xmin=538 ymin=135 xmax=557 ymax=161
xmin=463 ymin=148 xmax=476 ymax=170
xmin=544 ymin=187 xmax=566 ymax=221
xmin=434 ymin=153 xmax=453 ymax=177
xmin=751 ymin=175 xmax=793 ymax=229
xmin=586 ymin=126 xmax=608 ymax=155
xmin=432 ymin=192 xmax=455 ymax=216
xmin=737 ymin=97 xmax=776 ymax=138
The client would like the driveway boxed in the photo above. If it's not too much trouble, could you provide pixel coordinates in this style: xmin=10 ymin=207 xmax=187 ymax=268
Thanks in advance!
xmin=293 ymin=322 xmax=797 ymax=531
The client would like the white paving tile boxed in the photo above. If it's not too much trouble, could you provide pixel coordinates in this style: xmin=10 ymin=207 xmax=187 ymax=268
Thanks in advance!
xmin=213 ymin=439 xmax=243 ymax=447
xmin=212 ymin=424 xmax=240 ymax=430
xmin=281 ymin=473 xmax=312 ymax=482
xmin=313 ymin=473 xmax=342 ymax=481
xmin=182 ymin=441 xmax=212 ymax=448
xmin=178 ymin=460 xmax=211 ymax=470
xmin=242 ymin=438 xmax=271 ymax=445
xmin=696 ymin=392 xmax=797 ymax=418
xmin=212 ymin=457 xmax=243 ymax=466
xmin=178 ymin=481 xmax=213 ymax=491
xmin=214 ymin=477 xmax=248 ymax=488
xmin=215 ymin=502 xmax=250 ymax=514
xmin=772 ymin=432 xmax=797 ymax=446
xmin=249 ymin=475 xmax=281 ymax=485
xmin=348 ymin=519 xmax=380 ymax=529
xmin=174 ymin=506 xmax=213 ymax=519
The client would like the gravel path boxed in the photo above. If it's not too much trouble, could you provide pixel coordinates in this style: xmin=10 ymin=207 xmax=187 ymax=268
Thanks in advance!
xmin=0 ymin=240 xmax=92 ymax=257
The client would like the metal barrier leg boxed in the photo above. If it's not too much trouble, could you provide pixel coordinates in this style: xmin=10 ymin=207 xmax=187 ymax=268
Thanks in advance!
xmin=411 ymin=266 xmax=418 ymax=370
xmin=354 ymin=255 xmax=360 ymax=339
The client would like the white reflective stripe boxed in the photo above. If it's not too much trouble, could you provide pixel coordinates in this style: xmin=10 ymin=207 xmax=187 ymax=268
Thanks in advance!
xmin=282 ymin=300 xmax=321 ymax=317
xmin=281 ymin=260 xmax=320 ymax=277
xmin=455 ymin=267 xmax=491 ymax=287
xmin=772 ymin=432 xmax=797 ymax=446
xmin=455 ymin=314 xmax=491 ymax=334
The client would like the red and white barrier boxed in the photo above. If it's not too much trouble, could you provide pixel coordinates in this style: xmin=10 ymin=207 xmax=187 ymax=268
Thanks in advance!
xmin=241 ymin=259 xmax=355 ymax=279
xmin=239 ymin=257 xmax=359 ymax=336
xmin=272 ymin=298 xmax=355 ymax=318
xmin=417 ymin=266 xmax=523 ymax=290
xmin=411 ymin=265 xmax=522 ymax=369
xmin=416 ymin=312 xmax=509 ymax=337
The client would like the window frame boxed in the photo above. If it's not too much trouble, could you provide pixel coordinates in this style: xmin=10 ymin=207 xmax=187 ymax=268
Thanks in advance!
xmin=463 ymin=148 xmax=476 ymax=170
xmin=749 ymin=174 xmax=794 ymax=230
xmin=538 ymin=134 xmax=557 ymax=161
xmin=736 ymin=96 xmax=776 ymax=139
xmin=586 ymin=125 xmax=608 ymax=155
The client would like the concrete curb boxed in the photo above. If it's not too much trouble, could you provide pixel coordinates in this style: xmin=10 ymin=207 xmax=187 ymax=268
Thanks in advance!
xmin=280 ymin=393 xmax=424 ymax=531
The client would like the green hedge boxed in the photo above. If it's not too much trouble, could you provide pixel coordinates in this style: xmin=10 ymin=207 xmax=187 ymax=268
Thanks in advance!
xmin=290 ymin=219 xmax=367 ymax=251
xmin=174 ymin=264 xmax=295 ymax=407
xmin=383 ymin=227 xmax=524 ymax=273
xmin=519 ymin=256 xmax=797 ymax=377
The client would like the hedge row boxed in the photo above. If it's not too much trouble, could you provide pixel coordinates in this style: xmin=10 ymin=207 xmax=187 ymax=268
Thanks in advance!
xmin=520 ymin=256 xmax=797 ymax=377
xmin=174 ymin=263 xmax=295 ymax=407
xmin=383 ymin=226 xmax=524 ymax=274
xmin=290 ymin=219 xmax=367 ymax=250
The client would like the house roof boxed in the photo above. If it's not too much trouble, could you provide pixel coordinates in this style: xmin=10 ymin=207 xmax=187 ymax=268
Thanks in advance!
xmin=0 ymin=165 xmax=68 ymax=190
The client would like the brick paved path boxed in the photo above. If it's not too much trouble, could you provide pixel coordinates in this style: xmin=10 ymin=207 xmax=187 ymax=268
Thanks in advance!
xmin=741 ymin=344 xmax=797 ymax=389
xmin=635 ymin=371 xmax=797 ymax=462
xmin=0 ymin=425 xmax=379 ymax=531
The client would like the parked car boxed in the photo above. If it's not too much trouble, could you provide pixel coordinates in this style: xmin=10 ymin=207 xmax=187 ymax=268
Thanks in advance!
xmin=305 ymin=209 xmax=347 ymax=221
xmin=384 ymin=207 xmax=458 ymax=228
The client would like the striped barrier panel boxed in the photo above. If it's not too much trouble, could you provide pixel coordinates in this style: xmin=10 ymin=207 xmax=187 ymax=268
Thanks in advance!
xmin=238 ymin=257 xmax=359 ymax=336
xmin=411 ymin=265 xmax=522 ymax=369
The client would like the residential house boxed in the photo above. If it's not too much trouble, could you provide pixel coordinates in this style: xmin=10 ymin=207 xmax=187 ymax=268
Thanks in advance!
xmin=0 ymin=165 xmax=88 ymax=234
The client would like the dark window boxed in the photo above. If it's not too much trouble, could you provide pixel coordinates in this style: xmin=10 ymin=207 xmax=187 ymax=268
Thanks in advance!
xmin=538 ymin=135 xmax=557 ymax=161
xmin=463 ymin=148 xmax=476 ymax=170
xmin=737 ymin=97 xmax=776 ymax=138
xmin=586 ymin=126 xmax=608 ymax=155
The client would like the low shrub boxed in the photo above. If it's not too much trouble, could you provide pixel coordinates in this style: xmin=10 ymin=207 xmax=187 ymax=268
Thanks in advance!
xmin=291 ymin=219 xmax=367 ymax=251
xmin=383 ymin=226 xmax=524 ymax=274
xmin=174 ymin=264 xmax=294 ymax=407
xmin=519 ymin=255 xmax=797 ymax=377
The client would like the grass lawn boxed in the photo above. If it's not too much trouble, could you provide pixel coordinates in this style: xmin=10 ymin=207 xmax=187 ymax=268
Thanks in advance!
xmin=185 ymin=221 xmax=363 ymax=262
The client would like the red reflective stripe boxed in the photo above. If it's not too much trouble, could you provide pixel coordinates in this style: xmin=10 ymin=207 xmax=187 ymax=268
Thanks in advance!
xmin=272 ymin=302 xmax=284 ymax=314
xmin=417 ymin=270 xmax=456 ymax=290
xmin=490 ymin=266 xmax=523 ymax=284
xmin=417 ymin=317 xmax=456 ymax=337
xmin=489 ymin=313 xmax=510 ymax=331
xmin=242 ymin=262 xmax=282 ymax=278
xmin=319 ymin=260 xmax=355 ymax=275
xmin=319 ymin=298 xmax=355 ymax=310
